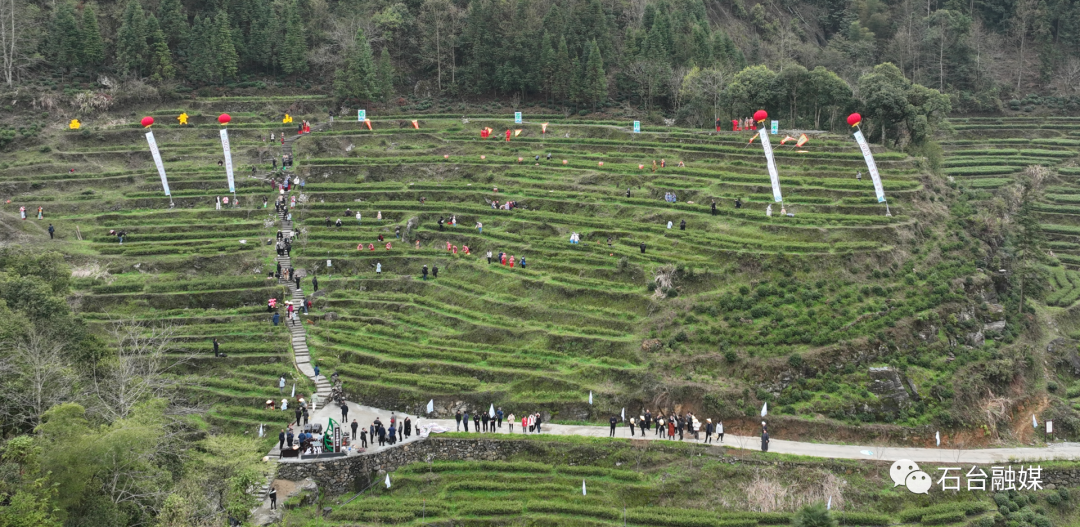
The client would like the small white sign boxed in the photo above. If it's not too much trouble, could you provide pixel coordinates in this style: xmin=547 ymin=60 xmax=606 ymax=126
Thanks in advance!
xmin=770 ymin=120 xmax=779 ymax=134
xmin=358 ymin=109 xmax=366 ymax=122
xmin=633 ymin=121 xmax=641 ymax=133
xmin=1047 ymin=421 xmax=1053 ymax=434
xmin=326 ymin=259 xmax=332 ymax=267
xmin=514 ymin=111 xmax=522 ymax=124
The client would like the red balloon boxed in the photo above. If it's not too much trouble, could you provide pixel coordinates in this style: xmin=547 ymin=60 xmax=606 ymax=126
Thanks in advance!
xmin=218 ymin=113 xmax=231 ymax=125
xmin=847 ymin=113 xmax=862 ymax=126
xmin=753 ymin=110 xmax=768 ymax=122
xmin=140 ymin=116 xmax=154 ymax=128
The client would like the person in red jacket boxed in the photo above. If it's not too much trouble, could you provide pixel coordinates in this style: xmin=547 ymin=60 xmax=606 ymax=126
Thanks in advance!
xmin=505 ymin=129 xmax=511 ymax=142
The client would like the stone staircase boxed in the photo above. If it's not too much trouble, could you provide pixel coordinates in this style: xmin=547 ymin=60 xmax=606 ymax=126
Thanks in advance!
xmin=252 ymin=125 xmax=330 ymax=514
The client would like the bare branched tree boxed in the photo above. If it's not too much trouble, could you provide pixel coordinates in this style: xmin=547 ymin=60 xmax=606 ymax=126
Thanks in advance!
xmin=0 ymin=327 xmax=75 ymax=428
xmin=92 ymin=317 xmax=187 ymax=423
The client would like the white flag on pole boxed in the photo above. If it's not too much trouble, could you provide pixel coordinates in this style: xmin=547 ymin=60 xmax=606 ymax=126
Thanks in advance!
xmin=621 ymin=408 xmax=625 ymax=420
xmin=827 ymin=496 xmax=831 ymax=510
xmin=757 ymin=126 xmax=783 ymax=202
xmin=852 ymin=129 xmax=886 ymax=203
xmin=144 ymin=131 xmax=171 ymax=196
xmin=258 ymin=424 xmax=264 ymax=438
xmin=385 ymin=474 xmax=391 ymax=488
xmin=935 ymin=431 xmax=940 ymax=446
xmin=761 ymin=403 xmax=768 ymax=417
xmin=219 ymin=128 xmax=236 ymax=193
xmin=291 ymin=384 xmax=295 ymax=397
xmin=489 ymin=404 xmax=495 ymax=418
xmin=1033 ymin=414 xmax=1038 ymax=429
xmin=582 ymin=480 xmax=587 ymax=496
xmin=427 ymin=399 xmax=434 ymax=414
xmin=589 ymin=391 xmax=593 ymax=405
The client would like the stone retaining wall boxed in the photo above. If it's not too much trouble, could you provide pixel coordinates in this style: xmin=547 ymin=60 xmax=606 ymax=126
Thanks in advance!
xmin=276 ymin=437 xmax=1080 ymax=495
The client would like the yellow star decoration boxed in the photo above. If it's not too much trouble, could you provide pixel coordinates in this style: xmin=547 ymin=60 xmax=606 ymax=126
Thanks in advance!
xmin=68 ymin=119 xmax=81 ymax=130
xmin=283 ymin=114 xmax=293 ymax=124
xmin=177 ymin=113 xmax=189 ymax=125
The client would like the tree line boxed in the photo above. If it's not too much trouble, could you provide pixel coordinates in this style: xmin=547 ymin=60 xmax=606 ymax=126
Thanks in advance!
xmin=10 ymin=0 xmax=988 ymax=141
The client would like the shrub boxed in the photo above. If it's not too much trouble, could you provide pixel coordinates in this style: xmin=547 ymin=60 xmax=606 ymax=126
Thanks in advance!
xmin=455 ymin=500 xmax=522 ymax=516
xmin=1046 ymin=492 xmax=1062 ymax=506
xmin=833 ymin=511 xmax=890 ymax=525
xmin=724 ymin=350 xmax=738 ymax=363
xmin=792 ymin=504 xmax=836 ymax=527
xmin=922 ymin=511 xmax=965 ymax=525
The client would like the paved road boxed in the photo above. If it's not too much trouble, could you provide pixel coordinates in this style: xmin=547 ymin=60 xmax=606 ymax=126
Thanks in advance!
xmin=285 ymin=402 xmax=1080 ymax=464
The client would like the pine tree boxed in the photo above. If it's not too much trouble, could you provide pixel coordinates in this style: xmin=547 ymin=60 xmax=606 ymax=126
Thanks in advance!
xmin=376 ymin=47 xmax=394 ymax=101
xmin=247 ymin=0 xmax=273 ymax=70
xmin=185 ymin=16 xmax=212 ymax=83
xmin=333 ymin=27 xmax=377 ymax=100
xmin=279 ymin=1 xmax=307 ymax=75
xmin=149 ymin=28 xmax=175 ymax=80
xmin=157 ymin=0 xmax=188 ymax=51
xmin=582 ymin=39 xmax=607 ymax=110
xmin=81 ymin=5 xmax=105 ymax=67
xmin=49 ymin=3 xmax=81 ymax=69
xmin=116 ymin=0 xmax=149 ymax=75
xmin=553 ymin=36 xmax=572 ymax=102
xmin=213 ymin=10 xmax=239 ymax=81
xmin=539 ymin=31 xmax=556 ymax=100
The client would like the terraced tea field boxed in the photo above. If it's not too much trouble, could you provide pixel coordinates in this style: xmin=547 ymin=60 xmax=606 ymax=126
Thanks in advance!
xmin=943 ymin=117 xmax=1080 ymax=303
xmin=2 ymin=98 xmax=974 ymax=437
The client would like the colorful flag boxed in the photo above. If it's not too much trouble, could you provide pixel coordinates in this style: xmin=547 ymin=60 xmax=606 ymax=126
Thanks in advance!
xmin=365 ymin=120 xmax=372 ymax=130
xmin=747 ymin=132 xmax=759 ymax=145
xmin=541 ymin=123 xmax=548 ymax=133
xmin=411 ymin=120 xmax=419 ymax=129
xmin=514 ymin=129 xmax=523 ymax=137
xmin=780 ymin=135 xmax=796 ymax=145
xmin=69 ymin=119 xmax=81 ymax=129
xmin=177 ymin=113 xmax=188 ymax=125
xmin=796 ymin=134 xmax=809 ymax=147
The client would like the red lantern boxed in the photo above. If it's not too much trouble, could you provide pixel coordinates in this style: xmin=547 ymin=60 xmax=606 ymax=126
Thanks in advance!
xmin=218 ymin=113 xmax=231 ymax=125
xmin=847 ymin=113 xmax=862 ymax=127
xmin=753 ymin=110 xmax=768 ymax=123
xmin=140 ymin=116 xmax=154 ymax=128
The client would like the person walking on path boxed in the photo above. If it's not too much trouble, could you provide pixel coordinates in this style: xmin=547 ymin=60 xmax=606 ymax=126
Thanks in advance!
xmin=508 ymin=413 xmax=515 ymax=433
xmin=313 ymin=364 xmax=320 ymax=379
xmin=340 ymin=403 xmax=349 ymax=422
xmin=360 ymin=427 xmax=368 ymax=448
xmin=279 ymin=375 xmax=286 ymax=394
xmin=524 ymin=414 xmax=531 ymax=433
xmin=302 ymin=407 xmax=309 ymax=426
xmin=609 ymin=415 xmax=618 ymax=437
xmin=351 ymin=419 xmax=358 ymax=440
xmin=629 ymin=417 xmax=636 ymax=436
xmin=704 ymin=419 xmax=714 ymax=443
xmin=278 ymin=429 xmax=286 ymax=450
xmin=473 ymin=412 xmax=480 ymax=432
xmin=312 ymin=275 xmax=318 ymax=293
xmin=455 ymin=410 xmax=462 ymax=431
xmin=403 ymin=416 xmax=411 ymax=438
xmin=481 ymin=412 xmax=489 ymax=432
xmin=269 ymin=487 xmax=277 ymax=510
xmin=496 ymin=408 xmax=503 ymax=428
xmin=294 ymin=407 xmax=302 ymax=427
xmin=462 ymin=410 xmax=470 ymax=432
xmin=48 ymin=224 xmax=54 ymax=239
xmin=286 ymin=429 xmax=294 ymax=448
xmin=535 ymin=413 xmax=543 ymax=434
xmin=761 ymin=429 xmax=769 ymax=452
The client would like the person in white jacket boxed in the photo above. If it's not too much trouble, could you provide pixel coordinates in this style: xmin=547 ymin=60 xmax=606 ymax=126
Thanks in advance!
xmin=717 ymin=420 xmax=724 ymax=442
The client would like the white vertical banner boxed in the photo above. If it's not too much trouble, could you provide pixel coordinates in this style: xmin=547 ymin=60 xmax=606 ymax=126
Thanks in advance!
xmin=219 ymin=128 xmax=236 ymax=193
xmin=758 ymin=128 xmax=783 ymax=202
xmin=145 ymin=130 xmax=171 ymax=196
xmin=853 ymin=130 xmax=886 ymax=203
